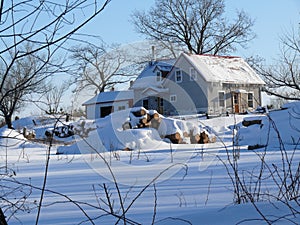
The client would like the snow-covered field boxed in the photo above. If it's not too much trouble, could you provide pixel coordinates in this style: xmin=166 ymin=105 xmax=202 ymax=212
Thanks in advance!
xmin=0 ymin=103 xmax=300 ymax=224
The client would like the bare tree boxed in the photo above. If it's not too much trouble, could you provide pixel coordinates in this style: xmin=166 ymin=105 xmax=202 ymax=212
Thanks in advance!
xmin=257 ymin=27 xmax=300 ymax=101
xmin=0 ymin=0 xmax=111 ymax=129
xmin=0 ymin=0 xmax=111 ymax=56
xmin=131 ymin=0 xmax=255 ymax=55
xmin=44 ymin=82 xmax=70 ymax=115
xmin=0 ymin=44 xmax=62 ymax=128
xmin=70 ymin=43 xmax=133 ymax=94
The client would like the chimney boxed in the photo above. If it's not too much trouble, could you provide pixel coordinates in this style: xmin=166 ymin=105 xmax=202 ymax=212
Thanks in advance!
xmin=151 ymin=45 xmax=156 ymax=62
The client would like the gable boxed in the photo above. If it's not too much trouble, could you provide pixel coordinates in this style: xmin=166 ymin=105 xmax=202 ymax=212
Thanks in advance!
xmin=141 ymin=86 xmax=169 ymax=96
xmin=163 ymin=53 xmax=207 ymax=87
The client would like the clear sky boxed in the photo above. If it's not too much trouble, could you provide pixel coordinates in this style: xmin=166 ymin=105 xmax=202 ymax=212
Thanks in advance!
xmin=81 ymin=0 xmax=300 ymax=62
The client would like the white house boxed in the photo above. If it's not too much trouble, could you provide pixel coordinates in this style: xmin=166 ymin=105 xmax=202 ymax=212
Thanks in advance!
xmin=83 ymin=90 xmax=133 ymax=119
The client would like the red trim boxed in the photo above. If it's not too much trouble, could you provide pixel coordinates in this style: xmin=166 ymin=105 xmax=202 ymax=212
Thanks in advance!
xmin=187 ymin=53 xmax=240 ymax=59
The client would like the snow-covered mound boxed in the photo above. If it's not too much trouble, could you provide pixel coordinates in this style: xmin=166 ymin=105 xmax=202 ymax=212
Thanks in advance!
xmin=58 ymin=108 xmax=216 ymax=154
xmin=236 ymin=101 xmax=300 ymax=148
xmin=0 ymin=128 xmax=27 ymax=147
xmin=0 ymin=127 xmax=47 ymax=152
xmin=9 ymin=114 xmax=76 ymax=143
xmin=58 ymin=110 xmax=165 ymax=154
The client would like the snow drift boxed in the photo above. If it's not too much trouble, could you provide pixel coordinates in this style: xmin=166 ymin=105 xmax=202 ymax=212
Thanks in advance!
xmin=236 ymin=102 xmax=300 ymax=148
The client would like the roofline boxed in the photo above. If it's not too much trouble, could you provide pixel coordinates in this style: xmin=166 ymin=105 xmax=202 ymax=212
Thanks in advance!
xmin=151 ymin=57 xmax=176 ymax=63
xmin=165 ymin=52 xmax=265 ymax=84
xmin=162 ymin=54 xmax=183 ymax=84
xmin=82 ymin=98 xmax=133 ymax=106
xmin=185 ymin=52 xmax=241 ymax=59
xmin=82 ymin=90 xmax=133 ymax=106
xmin=141 ymin=86 xmax=169 ymax=94
xmin=180 ymin=52 xmax=211 ymax=82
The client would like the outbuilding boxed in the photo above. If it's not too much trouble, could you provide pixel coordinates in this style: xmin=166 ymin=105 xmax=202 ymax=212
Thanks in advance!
xmin=82 ymin=90 xmax=133 ymax=119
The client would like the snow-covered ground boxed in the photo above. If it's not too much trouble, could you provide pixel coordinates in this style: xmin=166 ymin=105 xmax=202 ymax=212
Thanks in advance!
xmin=0 ymin=104 xmax=299 ymax=224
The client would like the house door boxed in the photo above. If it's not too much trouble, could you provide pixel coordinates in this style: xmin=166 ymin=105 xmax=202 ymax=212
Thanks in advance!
xmin=233 ymin=93 xmax=240 ymax=113
xmin=142 ymin=99 xmax=149 ymax=109
xmin=157 ymin=97 xmax=164 ymax=114
xmin=100 ymin=106 xmax=112 ymax=118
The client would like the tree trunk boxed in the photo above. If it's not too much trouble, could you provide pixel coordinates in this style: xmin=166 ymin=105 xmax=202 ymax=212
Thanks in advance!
xmin=99 ymin=85 xmax=105 ymax=93
xmin=0 ymin=207 xmax=7 ymax=225
xmin=4 ymin=115 xmax=13 ymax=129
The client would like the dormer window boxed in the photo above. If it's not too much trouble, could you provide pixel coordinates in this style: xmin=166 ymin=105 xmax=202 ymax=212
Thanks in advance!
xmin=156 ymin=71 xmax=162 ymax=82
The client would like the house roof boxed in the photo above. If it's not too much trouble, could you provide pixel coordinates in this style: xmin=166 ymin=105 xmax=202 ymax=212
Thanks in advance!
xmin=82 ymin=90 xmax=133 ymax=105
xmin=141 ymin=86 xmax=169 ymax=96
xmin=153 ymin=64 xmax=173 ymax=72
xmin=130 ymin=59 xmax=176 ymax=90
xmin=182 ymin=53 xmax=265 ymax=85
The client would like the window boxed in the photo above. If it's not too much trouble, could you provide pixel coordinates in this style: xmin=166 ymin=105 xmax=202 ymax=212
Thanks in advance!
xmin=218 ymin=92 xmax=225 ymax=107
xmin=118 ymin=106 xmax=126 ymax=111
xmin=248 ymin=93 xmax=254 ymax=108
xmin=170 ymin=95 xmax=177 ymax=102
xmin=233 ymin=93 xmax=238 ymax=104
xmin=190 ymin=68 xmax=197 ymax=81
xmin=175 ymin=69 xmax=182 ymax=83
xmin=156 ymin=71 xmax=162 ymax=82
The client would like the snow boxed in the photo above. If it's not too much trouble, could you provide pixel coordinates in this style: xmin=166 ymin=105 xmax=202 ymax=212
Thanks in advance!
xmin=0 ymin=103 xmax=299 ymax=224
xmin=134 ymin=60 xmax=175 ymax=80
xmin=185 ymin=53 xmax=266 ymax=84
xmin=82 ymin=90 xmax=134 ymax=105
xmin=237 ymin=102 xmax=300 ymax=147
xmin=130 ymin=59 xmax=175 ymax=90
xmin=141 ymin=86 xmax=169 ymax=95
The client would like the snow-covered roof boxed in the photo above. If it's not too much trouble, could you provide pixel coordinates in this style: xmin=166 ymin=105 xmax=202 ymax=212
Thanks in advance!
xmin=153 ymin=64 xmax=173 ymax=72
xmin=131 ymin=59 xmax=176 ymax=89
xmin=182 ymin=53 xmax=265 ymax=85
xmin=139 ymin=59 xmax=175 ymax=79
xmin=82 ymin=90 xmax=133 ymax=105
xmin=141 ymin=86 xmax=169 ymax=96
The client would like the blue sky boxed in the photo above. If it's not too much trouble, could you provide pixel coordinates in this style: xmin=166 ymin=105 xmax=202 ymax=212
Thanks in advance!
xmin=82 ymin=0 xmax=300 ymax=62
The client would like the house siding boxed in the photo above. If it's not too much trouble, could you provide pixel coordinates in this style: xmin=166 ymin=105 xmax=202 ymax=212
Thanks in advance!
xmin=163 ymin=56 xmax=208 ymax=115
xmin=219 ymin=83 xmax=262 ymax=114
xmin=86 ymin=104 xmax=97 ymax=119
xmin=85 ymin=99 xmax=133 ymax=119
xmin=134 ymin=96 xmax=157 ymax=110
xmin=133 ymin=88 xmax=169 ymax=113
